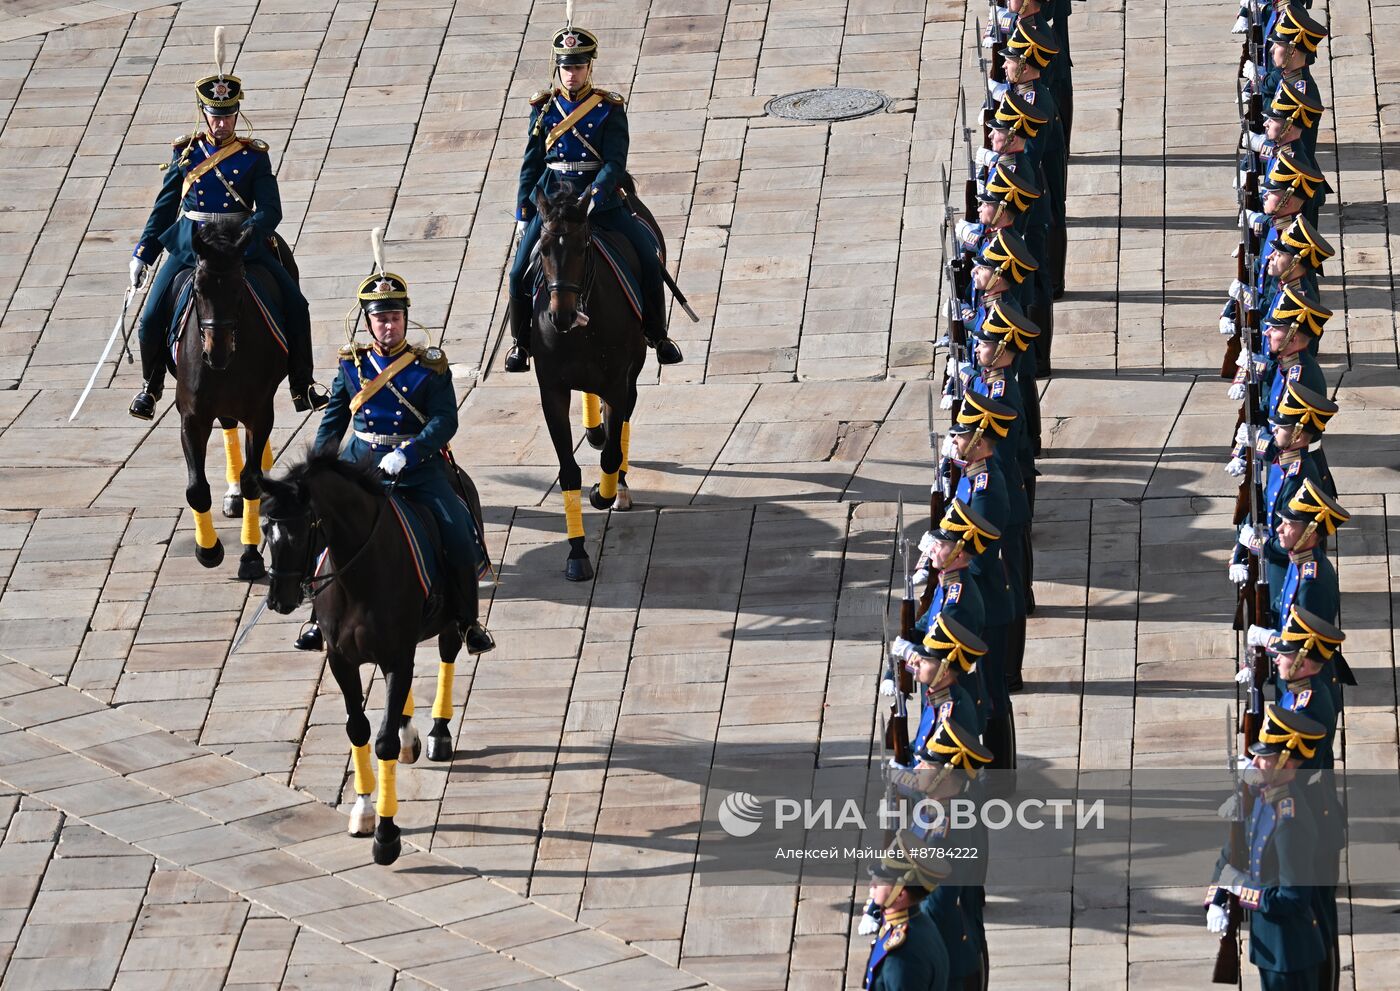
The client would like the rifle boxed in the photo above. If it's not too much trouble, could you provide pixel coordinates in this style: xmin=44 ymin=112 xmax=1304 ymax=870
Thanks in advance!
xmin=959 ymin=90 xmax=978 ymax=219
xmin=1212 ymin=707 xmax=1249 ymax=983
xmin=881 ymin=601 xmax=913 ymax=767
xmin=896 ymin=501 xmax=917 ymax=692
xmin=927 ymin=384 xmax=944 ymax=529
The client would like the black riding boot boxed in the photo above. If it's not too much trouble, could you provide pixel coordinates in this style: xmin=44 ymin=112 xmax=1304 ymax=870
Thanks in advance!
xmin=504 ymin=296 xmax=532 ymax=373
xmin=1027 ymin=302 xmax=1054 ymax=378
xmin=129 ymin=322 xmax=167 ymax=421
xmin=454 ymin=563 xmax=495 ymax=654
xmin=286 ymin=323 xmax=327 ymax=412
xmin=642 ymin=279 xmax=683 ymax=365
xmin=294 ymin=619 xmax=323 ymax=651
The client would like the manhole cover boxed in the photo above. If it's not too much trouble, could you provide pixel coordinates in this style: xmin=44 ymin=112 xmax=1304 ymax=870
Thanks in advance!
xmin=764 ymin=87 xmax=888 ymax=123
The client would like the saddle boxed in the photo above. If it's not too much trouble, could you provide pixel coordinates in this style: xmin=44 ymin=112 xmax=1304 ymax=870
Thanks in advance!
xmin=164 ymin=263 xmax=290 ymax=366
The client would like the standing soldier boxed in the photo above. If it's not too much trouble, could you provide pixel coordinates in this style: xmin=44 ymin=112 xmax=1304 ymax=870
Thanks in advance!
xmin=1258 ymin=5 xmax=1328 ymax=157
xmin=503 ymin=9 xmax=683 ymax=372
xmin=862 ymin=831 xmax=952 ymax=990
xmin=127 ymin=28 xmax=325 ymax=420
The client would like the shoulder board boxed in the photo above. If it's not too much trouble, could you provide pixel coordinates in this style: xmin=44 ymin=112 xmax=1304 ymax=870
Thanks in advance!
xmin=171 ymin=133 xmax=198 ymax=150
xmin=884 ymin=923 xmax=907 ymax=950
xmin=603 ymin=90 xmax=625 ymax=105
xmin=1277 ymin=797 xmax=1295 ymax=819
xmin=529 ymin=89 xmax=554 ymax=106
xmin=412 ymin=345 xmax=449 ymax=373
xmin=240 ymin=137 xmax=270 ymax=153
xmin=338 ymin=342 xmax=369 ymax=358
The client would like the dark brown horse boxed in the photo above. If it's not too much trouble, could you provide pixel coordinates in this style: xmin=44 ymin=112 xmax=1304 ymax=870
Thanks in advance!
xmin=260 ymin=452 xmax=465 ymax=866
xmin=529 ymin=186 xmax=648 ymax=581
xmin=176 ymin=219 xmax=288 ymax=580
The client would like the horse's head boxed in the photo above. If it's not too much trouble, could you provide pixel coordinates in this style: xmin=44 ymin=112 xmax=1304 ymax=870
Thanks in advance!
xmin=534 ymin=186 xmax=593 ymax=333
xmin=192 ymin=220 xmax=254 ymax=369
xmin=260 ymin=471 xmax=315 ymax=615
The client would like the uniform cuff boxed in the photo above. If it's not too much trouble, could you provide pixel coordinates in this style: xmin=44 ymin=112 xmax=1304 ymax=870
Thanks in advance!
xmin=398 ymin=440 xmax=424 ymax=470
xmin=1239 ymin=886 xmax=1261 ymax=910
xmin=133 ymin=243 xmax=161 ymax=264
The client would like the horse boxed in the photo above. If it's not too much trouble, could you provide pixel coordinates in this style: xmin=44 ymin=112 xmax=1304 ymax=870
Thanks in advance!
xmin=528 ymin=185 xmax=649 ymax=581
xmin=260 ymin=452 xmax=469 ymax=866
xmin=174 ymin=219 xmax=290 ymax=580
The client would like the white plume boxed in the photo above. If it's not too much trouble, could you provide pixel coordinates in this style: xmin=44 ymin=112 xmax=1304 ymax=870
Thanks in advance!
xmin=566 ymin=0 xmax=574 ymax=25
xmin=371 ymin=226 xmax=386 ymax=274
xmin=214 ymin=26 xmax=226 ymax=78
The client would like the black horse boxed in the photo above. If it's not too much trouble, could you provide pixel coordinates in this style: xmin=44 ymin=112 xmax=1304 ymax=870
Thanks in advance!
xmin=528 ymin=185 xmax=648 ymax=581
xmin=261 ymin=452 xmax=469 ymax=866
xmin=175 ymin=220 xmax=289 ymax=580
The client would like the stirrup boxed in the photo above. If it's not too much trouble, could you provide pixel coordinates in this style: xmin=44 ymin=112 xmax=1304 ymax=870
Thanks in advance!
xmin=462 ymin=622 xmax=496 ymax=655
xmin=503 ymin=345 xmax=531 ymax=373
xmin=293 ymin=622 xmax=323 ymax=651
xmin=652 ymin=337 xmax=684 ymax=365
xmin=128 ymin=389 xmax=160 ymax=421
xmin=292 ymin=383 xmax=329 ymax=413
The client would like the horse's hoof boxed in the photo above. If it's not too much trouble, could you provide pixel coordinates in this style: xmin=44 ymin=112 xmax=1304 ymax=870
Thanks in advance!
xmin=565 ymin=556 xmax=594 ymax=582
xmin=348 ymin=795 xmax=375 ymax=837
xmin=398 ymin=722 xmax=421 ymax=765
xmin=427 ymin=720 xmax=453 ymax=763
xmin=222 ymin=493 xmax=243 ymax=519
xmin=585 ymin=424 xmax=607 ymax=450
xmin=372 ymin=834 xmax=402 ymax=866
xmin=237 ymin=547 xmax=266 ymax=581
xmin=614 ymin=486 xmax=633 ymax=512
xmin=589 ymin=483 xmax=616 ymax=511
xmin=195 ymin=541 xmax=224 ymax=569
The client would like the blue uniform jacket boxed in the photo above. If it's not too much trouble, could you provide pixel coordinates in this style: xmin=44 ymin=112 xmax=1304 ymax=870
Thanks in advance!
xmin=916 ymin=569 xmax=989 ymax=728
xmin=956 ymin=458 xmax=1013 ymax=627
xmin=517 ymin=86 xmax=629 ymax=221
xmin=134 ymin=134 xmax=281 ymax=269
xmin=864 ymin=906 xmax=950 ymax=991
xmin=314 ymin=344 xmax=457 ymax=474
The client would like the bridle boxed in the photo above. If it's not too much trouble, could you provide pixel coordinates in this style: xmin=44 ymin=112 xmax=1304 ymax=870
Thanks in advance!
xmin=193 ymin=264 xmax=244 ymax=363
xmin=266 ymin=479 xmax=397 ymax=600
xmin=540 ymin=219 xmax=596 ymax=319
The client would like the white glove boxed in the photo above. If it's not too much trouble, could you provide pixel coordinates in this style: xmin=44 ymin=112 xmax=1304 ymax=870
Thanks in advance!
xmin=129 ymin=257 xmax=148 ymax=289
xmin=516 ymin=219 xmax=526 ymax=235
xmin=959 ymin=305 xmax=976 ymax=324
xmin=1225 ymin=457 xmax=1246 ymax=477
xmin=1219 ymin=316 xmax=1236 ymax=336
xmin=1228 ymin=279 xmax=1246 ymax=302
xmin=1242 ymin=59 xmax=1257 ymax=81
xmin=858 ymin=910 xmax=881 ymax=936
xmin=1227 ymin=383 xmax=1246 ymax=401
xmin=1235 ymin=423 xmax=1252 ymax=446
xmin=1207 ymin=904 xmax=1230 ymax=934
xmin=1237 ymin=523 xmax=1264 ymax=551
xmin=911 ymin=568 xmax=930 ymax=587
xmin=891 ymin=638 xmax=918 ymax=663
xmin=1245 ymin=210 xmax=1267 ymax=232
xmin=941 ymin=434 xmax=958 ymax=459
xmin=1246 ymin=624 xmax=1273 ymax=648
xmin=880 ymin=677 xmax=896 ymax=698
xmin=980 ymin=33 xmax=996 ymax=49
xmin=1216 ymin=793 xmax=1241 ymax=821
xmin=1234 ymin=664 xmax=1254 ymax=685
xmin=378 ymin=450 xmax=408 ymax=476
xmin=987 ymin=81 xmax=1009 ymax=103
xmin=1228 ymin=563 xmax=1249 ymax=585
xmin=939 ymin=392 xmax=954 ymax=411
xmin=975 ymin=147 xmax=999 ymax=170
xmin=955 ymin=219 xmax=981 ymax=248
xmin=1231 ymin=14 xmax=1249 ymax=34
xmin=918 ymin=532 xmax=937 ymax=556
xmin=1244 ymin=131 xmax=1269 ymax=155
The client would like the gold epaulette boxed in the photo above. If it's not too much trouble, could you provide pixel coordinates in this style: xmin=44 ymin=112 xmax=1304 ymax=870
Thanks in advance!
xmin=338 ymin=342 xmax=370 ymax=358
xmin=413 ymin=345 xmax=449 ymax=373
xmin=602 ymin=90 xmax=625 ymax=105
xmin=171 ymin=133 xmax=198 ymax=150
xmin=240 ymin=136 xmax=269 ymax=153
xmin=529 ymin=88 xmax=555 ymax=106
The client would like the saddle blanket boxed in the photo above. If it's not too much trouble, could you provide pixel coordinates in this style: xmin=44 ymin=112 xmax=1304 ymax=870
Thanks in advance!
xmin=168 ymin=266 xmax=289 ymax=362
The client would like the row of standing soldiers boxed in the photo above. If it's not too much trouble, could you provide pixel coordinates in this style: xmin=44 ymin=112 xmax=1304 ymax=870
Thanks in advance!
xmin=1205 ymin=4 xmax=1356 ymax=991
xmin=857 ymin=2 xmax=1076 ymax=988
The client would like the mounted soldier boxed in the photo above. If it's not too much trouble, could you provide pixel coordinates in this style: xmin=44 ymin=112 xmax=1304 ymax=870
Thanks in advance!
xmin=127 ymin=27 xmax=324 ymax=420
xmin=295 ymin=233 xmax=495 ymax=657
xmin=503 ymin=4 xmax=684 ymax=372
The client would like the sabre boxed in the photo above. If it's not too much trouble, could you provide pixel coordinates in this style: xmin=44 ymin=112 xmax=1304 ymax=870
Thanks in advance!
xmin=229 ymin=596 xmax=268 ymax=656
xmin=69 ymin=285 xmax=136 ymax=422
xmin=658 ymin=265 xmax=700 ymax=323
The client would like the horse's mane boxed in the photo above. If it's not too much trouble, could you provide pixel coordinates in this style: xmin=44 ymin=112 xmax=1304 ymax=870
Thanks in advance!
xmin=539 ymin=185 xmax=589 ymax=224
xmin=263 ymin=449 xmax=384 ymax=516
xmin=196 ymin=218 xmax=247 ymax=260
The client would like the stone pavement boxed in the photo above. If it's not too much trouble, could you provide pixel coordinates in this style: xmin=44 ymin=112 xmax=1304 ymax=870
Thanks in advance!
xmin=0 ymin=0 xmax=1397 ymax=988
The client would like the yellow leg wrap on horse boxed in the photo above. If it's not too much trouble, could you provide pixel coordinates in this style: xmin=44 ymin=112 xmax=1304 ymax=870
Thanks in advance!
xmin=621 ymin=421 xmax=631 ymax=473
xmin=599 ymin=471 xmax=618 ymax=500
xmin=222 ymin=428 xmax=244 ymax=486
xmin=563 ymin=489 xmax=584 ymax=539
xmin=402 ymin=689 xmax=414 ymax=718
xmin=191 ymin=509 xmax=217 ymax=549
xmin=432 ymin=661 xmax=455 ymax=720
xmin=582 ymin=393 xmax=602 ymax=430
xmin=376 ymin=760 xmax=397 ymax=817
xmin=260 ymin=437 xmax=274 ymax=472
xmin=240 ymin=498 xmax=260 ymax=546
xmin=352 ymin=743 xmax=374 ymax=796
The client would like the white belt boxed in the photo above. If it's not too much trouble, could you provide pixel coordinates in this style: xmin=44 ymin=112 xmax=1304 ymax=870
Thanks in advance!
xmin=183 ymin=209 xmax=250 ymax=223
xmin=355 ymin=430 xmax=414 ymax=447
xmin=547 ymin=161 xmax=601 ymax=173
